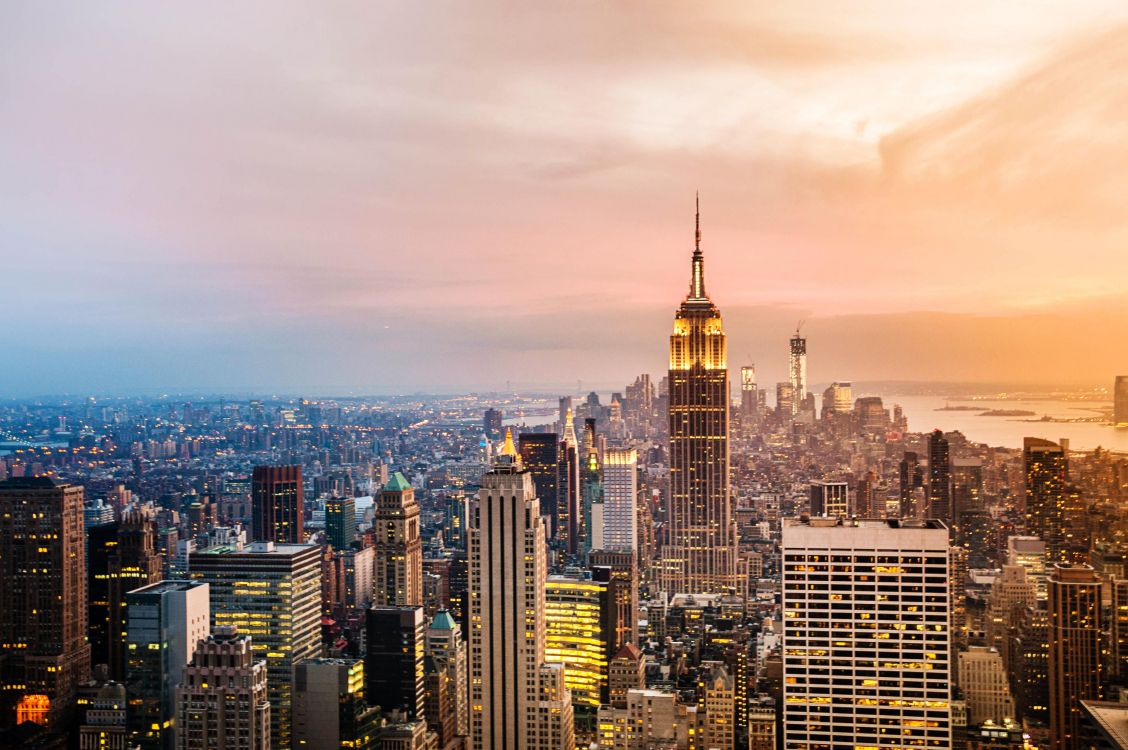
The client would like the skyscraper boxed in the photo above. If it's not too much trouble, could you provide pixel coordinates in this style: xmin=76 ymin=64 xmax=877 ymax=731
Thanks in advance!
xmin=325 ymin=495 xmax=356 ymax=551
xmin=251 ymin=465 xmax=304 ymax=543
xmin=589 ymin=551 xmax=639 ymax=654
xmin=0 ymin=477 xmax=91 ymax=732
xmin=424 ymin=610 xmax=469 ymax=747
xmin=789 ymin=328 xmax=807 ymax=414
xmin=175 ymin=626 xmax=270 ymax=750
xmin=468 ymin=440 xmax=574 ymax=750
xmin=601 ymin=448 xmax=637 ymax=552
xmin=782 ymin=517 xmax=952 ymax=750
xmin=899 ymin=451 xmax=924 ymax=519
xmin=293 ymin=658 xmax=379 ymax=750
xmin=518 ymin=433 xmax=560 ymax=529
xmin=808 ymin=480 xmax=849 ymax=518
xmin=366 ymin=606 xmax=425 ymax=719
xmin=125 ymin=580 xmax=211 ymax=750
xmin=558 ymin=412 xmax=582 ymax=556
xmin=373 ymin=472 xmax=423 ymax=606
xmin=189 ymin=542 xmax=322 ymax=750
xmin=1048 ymin=564 xmax=1103 ymax=750
xmin=740 ymin=365 xmax=758 ymax=417
xmin=927 ymin=429 xmax=952 ymax=522
xmin=89 ymin=508 xmax=163 ymax=680
xmin=544 ymin=575 xmax=612 ymax=709
xmin=1115 ymin=376 xmax=1128 ymax=426
xmin=483 ymin=408 xmax=504 ymax=440
xmin=1025 ymin=438 xmax=1068 ymax=564
xmin=662 ymin=198 xmax=736 ymax=595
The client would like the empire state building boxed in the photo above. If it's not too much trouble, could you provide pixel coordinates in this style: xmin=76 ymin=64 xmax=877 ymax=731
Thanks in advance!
xmin=659 ymin=198 xmax=737 ymax=595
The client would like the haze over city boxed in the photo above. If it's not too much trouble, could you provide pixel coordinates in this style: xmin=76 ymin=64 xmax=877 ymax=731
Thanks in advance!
xmin=4 ymin=2 xmax=1128 ymax=395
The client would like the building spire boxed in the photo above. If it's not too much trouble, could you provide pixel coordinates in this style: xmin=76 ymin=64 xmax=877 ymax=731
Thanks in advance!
xmin=690 ymin=192 xmax=706 ymax=299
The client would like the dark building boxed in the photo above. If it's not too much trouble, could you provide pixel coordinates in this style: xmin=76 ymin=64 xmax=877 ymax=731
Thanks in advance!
xmin=590 ymin=554 xmax=638 ymax=653
xmin=1026 ymin=438 xmax=1068 ymax=564
xmin=88 ymin=509 xmax=163 ymax=680
xmin=518 ymin=433 xmax=559 ymax=525
xmin=0 ymin=477 xmax=91 ymax=732
xmin=558 ymin=426 xmax=582 ymax=556
xmin=899 ymin=451 xmax=923 ymax=519
xmin=324 ymin=496 xmax=356 ymax=551
xmin=483 ymin=408 xmax=504 ymax=440
xmin=251 ymin=465 xmax=304 ymax=543
xmin=365 ymin=606 xmax=425 ymax=719
xmin=927 ymin=430 xmax=952 ymax=522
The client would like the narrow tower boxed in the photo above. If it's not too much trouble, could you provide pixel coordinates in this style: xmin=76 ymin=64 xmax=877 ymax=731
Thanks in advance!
xmin=660 ymin=196 xmax=736 ymax=594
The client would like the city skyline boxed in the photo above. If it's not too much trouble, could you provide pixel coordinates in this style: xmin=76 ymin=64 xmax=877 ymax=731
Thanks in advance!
xmin=4 ymin=3 xmax=1128 ymax=395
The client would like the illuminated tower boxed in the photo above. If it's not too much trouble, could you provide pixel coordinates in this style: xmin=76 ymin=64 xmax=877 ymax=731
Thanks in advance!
xmin=661 ymin=196 xmax=736 ymax=594
xmin=469 ymin=438 xmax=573 ymax=750
xmin=324 ymin=495 xmax=356 ymax=551
xmin=558 ymin=414 xmax=582 ymax=556
xmin=740 ymin=365 xmax=758 ymax=417
xmin=927 ymin=429 xmax=952 ymax=523
xmin=373 ymin=472 xmax=423 ymax=606
xmin=789 ymin=328 xmax=807 ymax=414
xmin=1048 ymin=564 xmax=1103 ymax=750
xmin=1025 ymin=437 xmax=1068 ymax=564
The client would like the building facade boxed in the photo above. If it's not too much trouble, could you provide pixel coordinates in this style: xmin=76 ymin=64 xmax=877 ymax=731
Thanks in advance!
xmin=373 ymin=473 xmax=423 ymax=607
xmin=174 ymin=627 xmax=269 ymax=750
xmin=251 ymin=465 xmax=304 ymax=544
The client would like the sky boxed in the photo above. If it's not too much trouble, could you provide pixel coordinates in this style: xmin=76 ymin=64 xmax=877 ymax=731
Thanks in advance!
xmin=2 ymin=2 xmax=1128 ymax=396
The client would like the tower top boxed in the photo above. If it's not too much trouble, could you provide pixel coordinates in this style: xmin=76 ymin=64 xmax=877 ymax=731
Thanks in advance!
xmin=690 ymin=193 xmax=706 ymax=300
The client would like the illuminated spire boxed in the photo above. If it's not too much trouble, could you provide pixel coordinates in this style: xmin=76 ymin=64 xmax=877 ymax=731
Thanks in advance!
xmin=690 ymin=192 xmax=706 ymax=300
xmin=500 ymin=427 xmax=517 ymax=458
xmin=562 ymin=408 xmax=578 ymax=447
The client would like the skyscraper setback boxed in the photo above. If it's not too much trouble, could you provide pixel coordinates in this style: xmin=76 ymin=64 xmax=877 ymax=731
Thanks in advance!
xmin=660 ymin=199 xmax=736 ymax=595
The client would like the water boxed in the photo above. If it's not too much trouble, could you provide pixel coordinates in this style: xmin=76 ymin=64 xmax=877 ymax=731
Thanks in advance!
xmin=886 ymin=395 xmax=1128 ymax=452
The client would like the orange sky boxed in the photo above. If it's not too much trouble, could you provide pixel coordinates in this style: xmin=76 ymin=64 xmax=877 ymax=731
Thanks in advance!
xmin=2 ymin=2 xmax=1127 ymax=393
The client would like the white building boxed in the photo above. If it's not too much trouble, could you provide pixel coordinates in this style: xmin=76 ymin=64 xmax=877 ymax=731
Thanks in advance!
xmin=601 ymin=448 xmax=638 ymax=552
xmin=782 ymin=518 xmax=951 ymax=750
xmin=469 ymin=438 xmax=573 ymax=750
xmin=958 ymin=646 xmax=1015 ymax=725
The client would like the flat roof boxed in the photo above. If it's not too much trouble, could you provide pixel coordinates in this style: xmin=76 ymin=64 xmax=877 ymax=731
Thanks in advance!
xmin=1081 ymin=701 xmax=1128 ymax=750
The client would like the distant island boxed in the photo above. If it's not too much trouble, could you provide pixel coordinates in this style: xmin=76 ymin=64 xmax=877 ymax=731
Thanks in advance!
xmin=979 ymin=409 xmax=1037 ymax=417
xmin=935 ymin=405 xmax=983 ymax=411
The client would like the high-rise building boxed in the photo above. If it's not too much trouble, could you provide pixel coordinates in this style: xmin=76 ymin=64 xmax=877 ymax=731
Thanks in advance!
xmin=0 ymin=477 xmax=91 ymax=732
xmin=189 ymin=542 xmax=322 ymax=750
xmin=125 ymin=580 xmax=211 ymax=750
xmin=607 ymin=644 xmax=644 ymax=709
xmin=1115 ymin=376 xmax=1128 ymax=426
xmin=293 ymin=658 xmax=379 ymax=750
xmin=251 ymin=465 xmax=304 ymax=544
xmin=696 ymin=663 xmax=736 ymax=750
xmin=325 ymin=495 xmax=356 ymax=551
xmin=775 ymin=381 xmax=796 ymax=419
xmin=175 ymin=626 xmax=270 ymax=750
xmin=927 ymin=429 xmax=952 ymax=522
xmin=1026 ymin=438 xmax=1069 ymax=564
xmin=601 ymin=448 xmax=637 ymax=552
xmin=518 ymin=433 xmax=560 ymax=529
xmin=589 ymin=551 xmax=639 ymax=654
xmin=782 ymin=517 xmax=952 ymax=750
xmin=483 ymin=408 xmax=504 ymax=440
xmin=89 ymin=508 xmax=163 ymax=680
xmin=958 ymin=646 xmax=1015 ymax=725
xmin=373 ymin=472 xmax=423 ymax=607
xmin=468 ymin=441 xmax=574 ymax=750
xmin=899 ymin=451 xmax=924 ymax=519
xmin=808 ymin=480 xmax=849 ymax=518
xmin=581 ymin=419 xmax=603 ymax=555
xmin=1048 ymin=564 xmax=1103 ymax=750
xmin=77 ymin=681 xmax=129 ymax=750
xmin=789 ymin=329 xmax=807 ymax=415
xmin=820 ymin=381 xmax=853 ymax=418
xmin=740 ymin=365 xmax=759 ymax=418
xmin=662 ymin=198 xmax=736 ymax=595
xmin=545 ymin=575 xmax=612 ymax=709
xmin=558 ymin=414 xmax=582 ymax=556
xmin=424 ymin=610 xmax=469 ymax=747
xmin=365 ymin=606 xmax=425 ymax=719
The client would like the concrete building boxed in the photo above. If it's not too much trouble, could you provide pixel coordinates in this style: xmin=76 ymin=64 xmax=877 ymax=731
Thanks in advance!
xmin=189 ymin=542 xmax=322 ymax=750
xmin=366 ymin=606 xmax=425 ymax=720
xmin=601 ymin=448 xmax=637 ymax=552
xmin=125 ymin=580 xmax=210 ymax=750
xmin=607 ymin=644 xmax=645 ymax=709
xmin=468 ymin=441 xmax=573 ymax=750
xmin=958 ymin=647 xmax=1016 ymax=725
xmin=424 ymin=610 xmax=468 ymax=749
xmin=0 ymin=477 xmax=91 ymax=732
xmin=293 ymin=658 xmax=379 ymax=750
xmin=174 ymin=627 xmax=269 ymax=750
xmin=373 ymin=473 xmax=423 ymax=607
xmin=782 ymin=518 xmax=952 ymax=750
